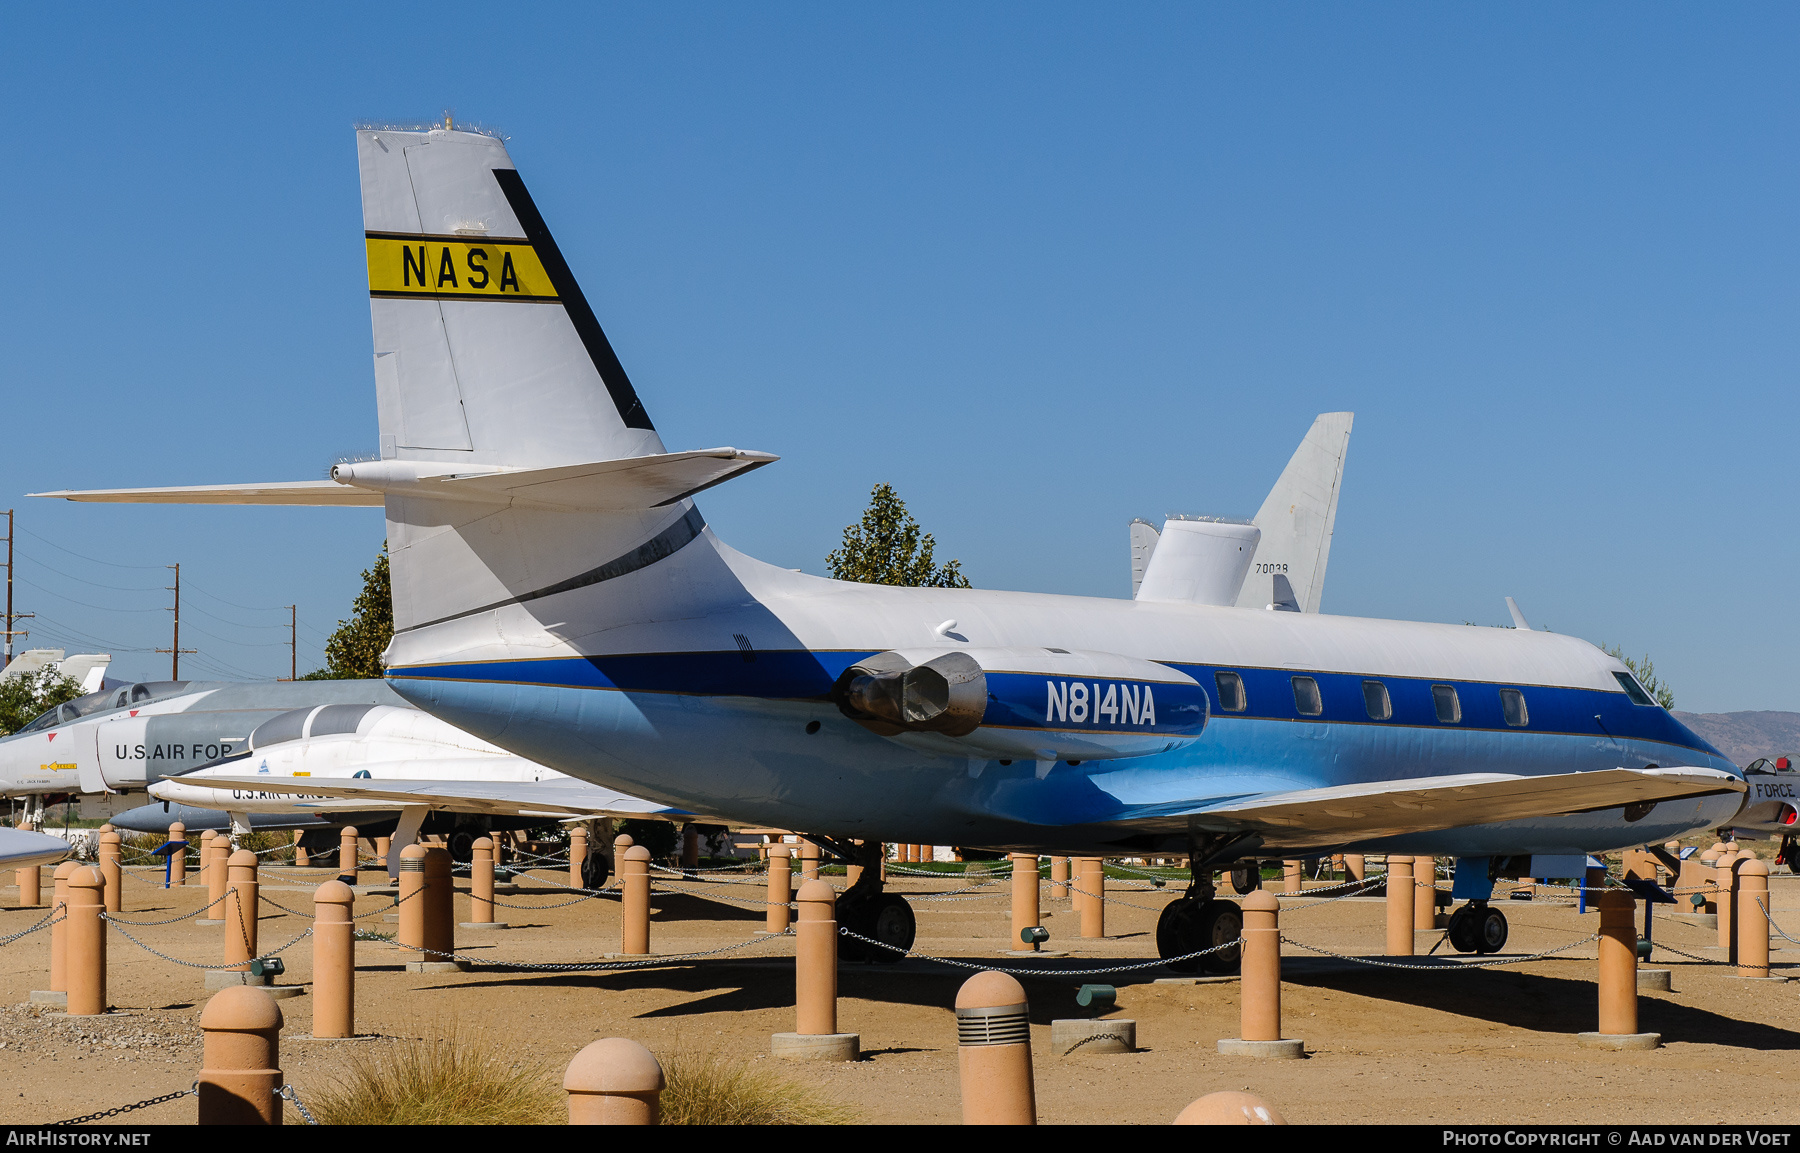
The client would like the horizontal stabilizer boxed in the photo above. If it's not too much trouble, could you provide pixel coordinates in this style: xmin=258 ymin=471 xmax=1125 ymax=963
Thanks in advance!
xmin=173 ymin=771 xmax=699 ymax=820
xmin=1181 ymin=766 xmax=1743 ymax=850
xmin=31 ymin=447 xmax=777 ymax=511
xmin=31 ymin=480 xmax=383 ymax=506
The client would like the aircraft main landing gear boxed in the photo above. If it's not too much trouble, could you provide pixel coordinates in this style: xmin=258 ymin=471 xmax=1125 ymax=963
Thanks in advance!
xmin=828 ymin=838 xmax=918 ymax=963
xmin=1446 ymin=900 xmax=1508 ymax=954
xmin=1157 ymin=835 xmax=1258 ymax=974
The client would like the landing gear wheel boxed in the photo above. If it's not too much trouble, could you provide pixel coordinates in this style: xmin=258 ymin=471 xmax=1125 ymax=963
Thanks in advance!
xmin=1157 ymin=897 xmax=1243 ymax=973
xmin=1781 ymin=836 xmax=1800 ymax=873
xmin=447 ymin=829 xmax=478 ymax=864
xmin=1229 ymin=862 xmax=1260 ymax=895
xmin=838 ymin=893 xmax=916 ymax=963
xmin=580 ymin=852 xmax=609 ymax=891
xmin=1446 ymin=904 xmax=1481 ymax=954
xmin=1476 ymin=906 xmax=1509 ymax=954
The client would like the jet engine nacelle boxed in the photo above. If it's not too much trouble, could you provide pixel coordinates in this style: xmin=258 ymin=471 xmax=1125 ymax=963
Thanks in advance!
xmin=835 ymin=647 xmax=1208 ymax=762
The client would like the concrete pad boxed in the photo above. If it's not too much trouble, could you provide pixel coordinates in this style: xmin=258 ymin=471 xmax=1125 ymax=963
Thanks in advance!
xmin=458 ymin=922 xmax=508 ymax=930
xmin=1052 ymin=1018 xmax=1135 ymax=1056
xmin=194 ymin=919 xmax=224 ymax=926
xmin=1577 ymin=1032 xmax=1661 ymax=1051
xmin=1638 ymin=969 xmax=1673 ymax=991
xmin=771 ymin=1032 xmax=859 ymax=1061
xmin=203 ymin=971 xmax=270 ymax=991
xmin=1217 ymin=1037 xmax=1305 ymax=1059
xmin=1153 ymin=975 xmax=1239 ymax=985
xmin=1001 ymin=948 xmax=1070 ymax=957
xmin=28 ymin=991 xmax=66 ymax=1006
xmin=404 ymin=961 xmax=466 ymax=973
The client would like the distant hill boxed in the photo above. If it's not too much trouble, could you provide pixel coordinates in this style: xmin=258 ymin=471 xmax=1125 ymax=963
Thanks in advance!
xmin=1672 ymin=710 xmax=1800 ymax=767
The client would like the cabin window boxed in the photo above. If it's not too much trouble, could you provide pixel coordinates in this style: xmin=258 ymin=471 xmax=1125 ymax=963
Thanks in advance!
xmin=1214 ymin=671 xmax=1247 ymax=712
xmin=1612 ymin=671 xmax=1655 ymax=707
xmin=1500 ymin=688 xmax=1529 ymax=727
xmin=1291 ymin=676 xmax=1323 ymax=717
xmin=1362 ymin=680 xmax=1392 ymax=721
xmin=1431 ymin=684 xmax=1461 ymax=724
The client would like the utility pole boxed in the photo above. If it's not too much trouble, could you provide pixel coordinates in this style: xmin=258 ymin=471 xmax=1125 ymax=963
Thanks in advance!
xmin=156 ymin=563 xmax=195 ymax=679
xmin=286 ymin=605 xmax=296 ymax=681
xmin=1 ymin=511 xmax=32 ymax=670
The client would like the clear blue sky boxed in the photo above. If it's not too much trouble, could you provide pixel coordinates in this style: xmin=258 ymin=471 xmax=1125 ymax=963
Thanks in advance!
xmin=2 ymin=5 xmax=1793 ymax=711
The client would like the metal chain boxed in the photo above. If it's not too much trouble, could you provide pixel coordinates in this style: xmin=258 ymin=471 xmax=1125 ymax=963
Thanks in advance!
xmin=389 ymin=929 xmax=789 ymax=971
xmin=1276 ymin=877 xmax=1386 ymax=910
xmin=51 ymin=1082 xmax=197 ymax=1126
xmin=1649 ymin=939 xmax=1728 ymax=965
xmin=103 ymin=916 xmax=313 ymax=970
xmin=1279 ymin=931 xmax=1601 ymax=970
xmin=0 ymin=908 xmax=63 ymax=947
xmin=1060 ymin=1031 xmax=1130 ymax=1055
xmin=105 ymin=890 xmax=231 ymax=926
xmin=1062 ymin=881 xmax=1167 ymax=913
xmin=1755 ymin=896 xmax=1800 ymax=946
xmin=835 ymin=925 xmax=1238 ymax=976
xmin=649 ymin=879 xmax=796 ymax=909
xmin=279 ymin=1083 xmax=318 ymax=1126
xmin=487 ymin=892 xmax=602 ymax=910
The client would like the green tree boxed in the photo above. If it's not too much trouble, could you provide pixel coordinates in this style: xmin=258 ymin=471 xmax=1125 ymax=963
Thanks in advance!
xmin=1604 ymin=645 xmax=1675 ymax=709
xmin=304 ymin=545 xmax=393 ymax=680
xmin=826 ymin=484 xmax=972 ymax=588
xmin=0 ymin=668 xmax=84 ymax=736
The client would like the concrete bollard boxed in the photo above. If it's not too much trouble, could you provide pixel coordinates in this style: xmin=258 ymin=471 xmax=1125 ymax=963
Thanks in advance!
xmin=610 ymin=833 xmax=633 ymax=888
xmin=375 ymin=836 xmax=390 ymax=868
xmin=1050 ymin=856 xmax=1070 ymax=899
xmin=16 ymin=862 xmax=39 ymax=907
xmin=1282 ymin=860 xmax=1301 ymax=895
xmin=1738 ymin=859 xmax=1772 ymax=979
xmin=168 ymin=822 xmax=187 ymax=887
xmin=1580 ymin=889 xmax=1659 ymax=1050
xmin=212 ymin=849 xmax=261 ymax=988
xmin=202 ymin=833 xmax=229 ymax=924
xmin=1345 ymin=854 xmax=1365 ymax=882
xmin=565 ymin=1037 xmax=664 ymax=1125
xmin=98 ymin=831 xmax=123 ymax=913
xmin=681 ymin=824 xmax=700 ymax=871
xmin=65 ymin=866 xmax=107 ymax=1016
xmin=197 ymin=985 xmax=283 ymax=1125
xmin=1077 ymin=857 xmax=1105 ymax=939
xmin=797 ymin=839 xmax=821 ymax=883
xmin=423 ymin=846 xmax=456 ymax=970
xmin=772 ymin=879 xmax=859 ymax=1060
xmin=1385 ymin=856 xmax=1414 ymax=956
xmin=1696 ymin=849 xmax=1721 ymax=914
xmin=291 ymin=831 xmax=308 ymax=868
xmin=1717 ymin=851 xmax=1739 ymax=951
xmin=311 ymin=879 xmax=355 ymax=1039
xmin=1174 ymin=1092 xmax=1288 ymax=1125
xmin=1414 ymin=855 xmax=1437 ymax=931
xmin=462 ymin=836 xmax=502 ymax=929
xmin=1010 ymin=854 xmax=1041 ymax=952
xmin=957 ymin=970 xmax=1035 ymax=1125
xmin=1218 ymin=890 xmax=1303 ymax=1058
xmin=621 ymin=846 xmax=651 ymax=955
xmin=44 ymin=861 xmax=77 ymax=1000
xmin=398 ymin=843 xmax=427 ymax=963
xmin=765 ymin=846 xmax=792 ymax=934
xmin=570 ymin=827 xmax=589 ymax=890
xmin=339 ymin=825 xmax=359 ymax=879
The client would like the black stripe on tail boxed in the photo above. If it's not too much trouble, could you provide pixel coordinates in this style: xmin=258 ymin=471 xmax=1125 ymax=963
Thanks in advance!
xmin=491 ymin=167 xmax=656 ymax=432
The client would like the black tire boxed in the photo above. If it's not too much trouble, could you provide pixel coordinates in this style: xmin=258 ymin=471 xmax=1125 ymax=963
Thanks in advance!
xmin=1476 ymin=906 xmax=1509 ymax=954
xmin=839 ymin=893 xmax=915 ymax=962
xmin=447 ymin=829 xmax=478 ymax=864
xmin=1446 ymin=904 xmax=1481 ymax=953
xmin=1198 ymin=899 xmax=1243 ymax=974
xmin=1230 ymin=862 xmax=1261 ymax=895
xmin=1157 ymin=897 xmax=1243 ymax=973
xmin=581 ymin=852 xmax=609 ymax=891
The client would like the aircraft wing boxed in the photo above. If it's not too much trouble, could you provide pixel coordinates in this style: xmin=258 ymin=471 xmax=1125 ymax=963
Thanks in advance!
xmin=30 ymin=480 xmax=383 ymax=506
xmin=172 ymin=773 xmax=704 ymax=821
xmin=1176 ymin=766 xmax=1743 ymax=849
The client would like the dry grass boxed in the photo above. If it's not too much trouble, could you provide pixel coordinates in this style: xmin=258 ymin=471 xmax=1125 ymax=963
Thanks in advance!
xmin=305 ymin=1032 xmax=563 ymax=1125
xmin=661 ymin=1053 xmax=858 ymax=1125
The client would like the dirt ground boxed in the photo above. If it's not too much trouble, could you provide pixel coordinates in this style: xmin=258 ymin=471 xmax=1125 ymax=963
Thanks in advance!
xmin=1 ymin=858 xmax=1797 ymax=1126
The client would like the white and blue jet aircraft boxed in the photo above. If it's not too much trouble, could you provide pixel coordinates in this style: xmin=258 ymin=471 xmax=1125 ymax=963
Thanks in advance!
xmin=36 ymin=122 xmax=1746 ymax=967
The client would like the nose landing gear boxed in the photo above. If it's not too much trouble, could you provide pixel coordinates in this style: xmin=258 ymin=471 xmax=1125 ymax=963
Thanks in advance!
xmin=1445 ymin=900 xmax=1509 ymax=954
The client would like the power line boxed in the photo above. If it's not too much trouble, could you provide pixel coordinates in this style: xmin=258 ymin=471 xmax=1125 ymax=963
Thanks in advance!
xmin=16 ymin=528 xmax=166 ymax=571
xmin=11 ymin=550 xmax=166 ymax=593
xmin=16 ymin=579 xmax=167 ymax=613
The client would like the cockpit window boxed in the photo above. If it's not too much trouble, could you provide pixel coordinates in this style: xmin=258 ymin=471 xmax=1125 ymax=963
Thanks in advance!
xmin=1612 ymin=672 xmax=1655 ymax=707
xmin=131 ymin=683 xmax=154 ymax=703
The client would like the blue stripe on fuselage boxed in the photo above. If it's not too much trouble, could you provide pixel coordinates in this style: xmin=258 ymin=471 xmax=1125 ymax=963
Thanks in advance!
xmin=387 ymin=649 xmax=1723 ymax=759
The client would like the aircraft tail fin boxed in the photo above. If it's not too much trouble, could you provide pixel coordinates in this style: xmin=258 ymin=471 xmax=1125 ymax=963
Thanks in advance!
xmin=1233 ymin=412 xmax=1352 ymax=614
